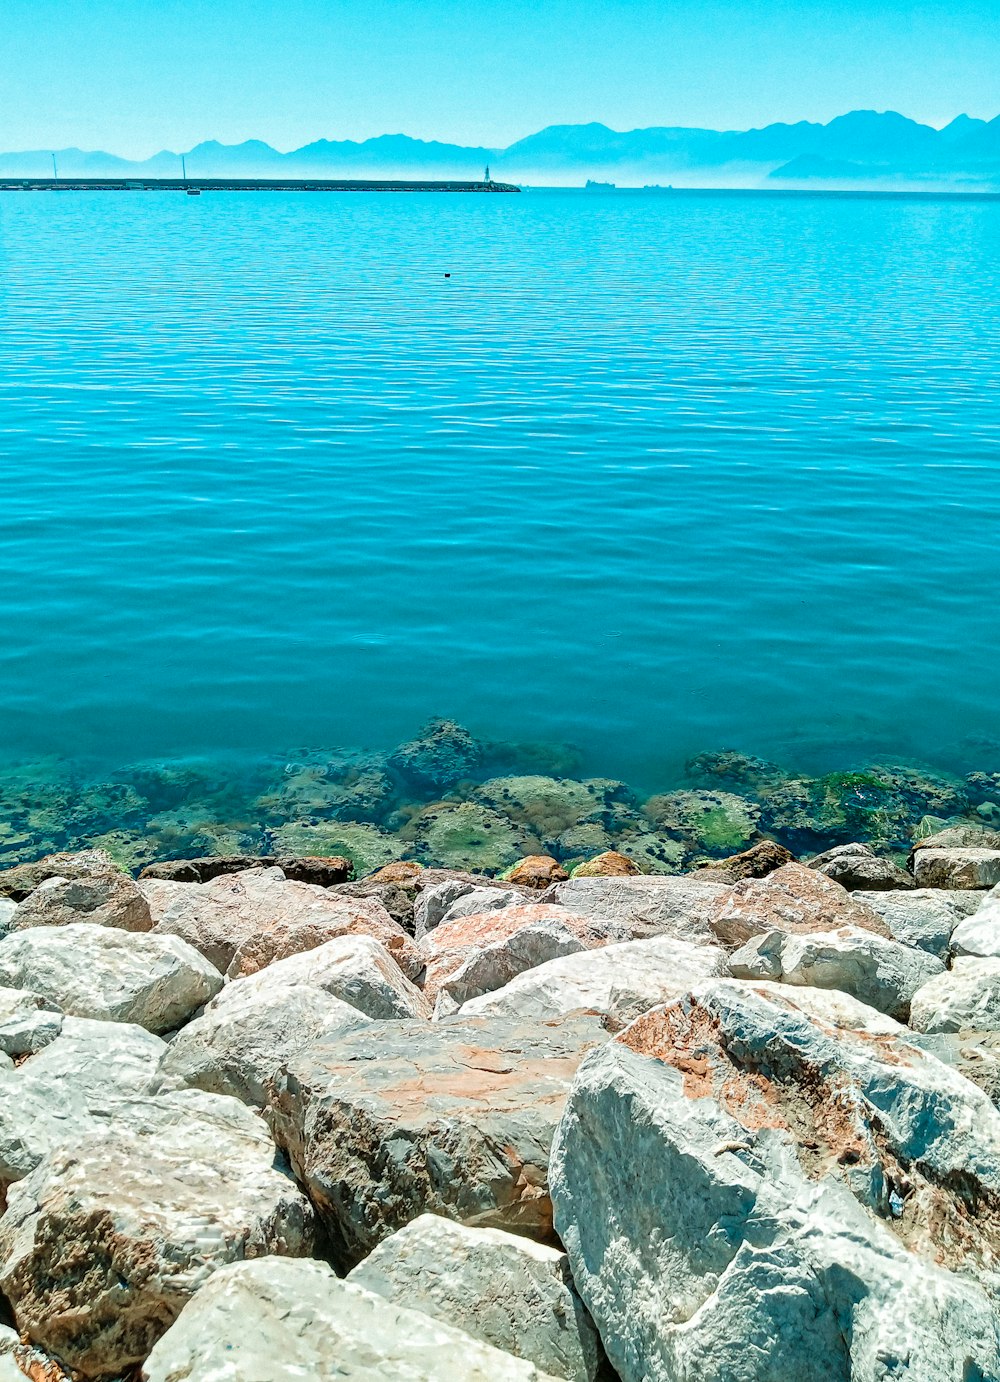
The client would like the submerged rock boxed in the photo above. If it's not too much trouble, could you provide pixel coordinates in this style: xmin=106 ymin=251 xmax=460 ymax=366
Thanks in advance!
xmin=389 ymin=718 xmax=484 ymax=793
xmin=644 ymin=789 xmax=759 ymax=856
xmin=551 ymin=980 xmax=1000 ymax=1382
xmin=268 ymin=820 xmax=398 ymax=875
xmin=143 ymin=1258 xmax=561 ymax=1382
xmin=267 ymin=1013 xmax=606 ymax=1269
xmin=405 ymin=801 xmax=533 ymax=873
xmin=348 ymin=1214 xmax=605 ymax=1381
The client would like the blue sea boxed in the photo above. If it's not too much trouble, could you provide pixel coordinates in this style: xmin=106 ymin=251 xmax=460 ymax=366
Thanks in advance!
xmin=0 ymin=187 xmax=998 ymax=790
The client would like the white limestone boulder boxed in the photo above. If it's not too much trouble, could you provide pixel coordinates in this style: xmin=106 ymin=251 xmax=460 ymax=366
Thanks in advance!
xmin=142 ymin=865 xmax=420 ymax=978
xmin=267 ymin=1013 xmax=606 ymax=1268
xmin=0 ymin=1089 xmax=314 ymax=1379
xmin=348 ymin=1213 xmax=604 ymax=1381
xmin=9 ymin=870 xmax=152 ymax=934
xmin=709 ymin=862 xmax=890 ymax=947
xmin=910 ymin=956 xmax=1000 ymax=1033
xmin=853 ymin=887 xmax=982 ymax=960
xmin=0 ymin=985 xmax=62 ymax=1056
xmin=913 ymin=847 xmax=1000 ymax=890
xmin=434 ymin=921 xmax=586 ymax=1017
xmin=0 ymin=1016 xmax=166 ymax=1188
xmin=728 ymin=924 xmax=944 ymax=1019
xmin=951 ymin=886 xmax=1000 ymax=957
xmin=438 ymin=885 xmax=526 ymax=925
xmin=142 ymin=1258 xmax=561 ymax=1381
xmin=210 ymin=933 xmax=429 ymax=1021
xmin=153 ymin=984 xmax=371 ymax=1107
xmin=0 ymin=901 xmax=14 ymax=936
xmin=0 ymin=924 xmax=222 ymax=1032
xmin=456 ymin=935 xmax=729 ymax=1028
xmin=550 ymin=979 xmax=1000 ymax=1382
xmin=540 ymin=875 xmax=730 ymax=945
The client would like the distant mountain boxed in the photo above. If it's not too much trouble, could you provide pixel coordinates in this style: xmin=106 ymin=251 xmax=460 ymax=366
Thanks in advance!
xmin=3 ymin=111 xmax=999 ymax=188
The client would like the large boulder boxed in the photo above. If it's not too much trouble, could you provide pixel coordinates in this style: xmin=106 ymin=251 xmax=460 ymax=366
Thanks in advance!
xmin=0 ymin=924 xmax=222 ymax=1032
xmin=539 ymin=875 xmax=731 ymax=945
xmin=139 ymin=854 xmax=353 ymax=885
xmin=0 ymin=1017 xmax=166 ymax=1188
xmin=504 ymin=856 xmax=570 ymax=890
xmin=210 ymin=934 xmax=429 ymax=1021
xmin=8 ymin=870 xmax=153 ymax=934
xmin=267 ymin=1013 xmax=606 ymax=1269
xmin=457 ymin=936 xmax=729 ymax=1028
xmin=807 ymin=842 xmax=915 ymax=891
xmin=0 ymin=1090 xmax=314 ymax=1379
xmin=389 ymin=717 xmax=484 ymax=793
xmin=142 ymin=1258 xmax=561 ymax=1381
xmin=432 ymin=922 xmax=587 ymax=1017
xmin=709 ymin=862 xmax=891 ymax=947
xmin=728 ymin=924 xmax=944 ymax=1019
xmin=153 ymin=985 xmax=371 ymax=1107
xmin=853 ymin=887 xmax=982 ymax=960
xmin=950 ymin=886 xmax=1000 ymax=957
xmin=551 ymin=980 xmax=1000 ymax=1382
xmin=0 ymin=985 xmax=62 ymax=1056
xmin=142 ymin=866 xmax=419 ymax=978
xmin=913 ymin=848 xmax=1000 ymax=890
xmin=909 ymin=956 xmax=1000 ymax=1033
xmin=437 ymin=885 xmax=528 ymax=927
xmin=0 ymin=849 xmax=121 ymax=902
xmin=348 ymin=1213 xmax=604 ymax=1381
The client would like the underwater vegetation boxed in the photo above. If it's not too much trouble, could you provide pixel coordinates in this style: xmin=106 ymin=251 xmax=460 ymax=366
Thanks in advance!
xmin=0 ymin=719 xmax=996 ymax=876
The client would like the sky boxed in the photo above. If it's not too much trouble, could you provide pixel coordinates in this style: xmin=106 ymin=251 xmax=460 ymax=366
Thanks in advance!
xmin=0 ymin=0 xmax=998 ymax=158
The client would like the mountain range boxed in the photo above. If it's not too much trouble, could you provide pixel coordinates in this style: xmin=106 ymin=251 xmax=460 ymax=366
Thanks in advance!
xmin=3 ymin=111 xmax=1000 ymax=189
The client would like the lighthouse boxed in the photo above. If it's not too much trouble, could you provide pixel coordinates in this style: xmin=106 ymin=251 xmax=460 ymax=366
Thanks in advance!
xmin=483 ymin=165 xmax=493 ymax=186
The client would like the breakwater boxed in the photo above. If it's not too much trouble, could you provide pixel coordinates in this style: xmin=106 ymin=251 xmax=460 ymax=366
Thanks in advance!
xmin=0 ymin=176 xmax=520 ymax=193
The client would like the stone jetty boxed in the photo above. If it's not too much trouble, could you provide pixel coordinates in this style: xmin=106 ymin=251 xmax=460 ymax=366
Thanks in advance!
xmin=0 ymin=815 xmax=998 ymax=1378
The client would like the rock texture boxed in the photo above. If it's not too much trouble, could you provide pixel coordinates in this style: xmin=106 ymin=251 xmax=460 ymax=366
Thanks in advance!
xmin=433 ymin=921 xmax=587 ymax=1017
xmin=0 ymin=849 xmax=122 ymax=902
xmin=728 ymin=924 xmax=944 ymax=1018
xmin=9 ymin=870 xmax=153 ymax=933
xmin=348 ymin=1214 xmax=604 ymax=1381
xmin=142 ymin=1257 xmax=561 ymax=1381
xmin=551 ymin=979 xmax=1000 ymax=1382
xmin=505 ymin=856 xmax=570 ymax=890
xmin=709 ymin=861 xmax=891 ymax=946
xmin=142 ymin=866 xmax=419 ymax=978
xmin=457 ymin=935 xmax=729 ymax=1028
xmin=0 ymin=985 xmax=62 ymax=1056
xmin=211 ymin=934 xmax=429 ymax=1021
xmin=909 ymin=956 xmax=1000 ymax=1033
xmin=541 ymin=875 xmax=731 ymax=945
xmin=950 ymin=886 xmax=1000 ymax=957
xmin=267 ymin=1013 xmax=606 ymax=1268
xmin=807 ymin=842 xmax=916 ymax=891
xmin=854 ymin=887 xmax=982 ymax=959
xmin=913 ymin=847 xmax=1000 ymax=889
xmin=153 ymin=985 xmax=371 ymax=1107
xmin=0 ymin=1089 xmax=314 ymax=1378
xmin=0 ymin=924 xmax=222 ymax=1032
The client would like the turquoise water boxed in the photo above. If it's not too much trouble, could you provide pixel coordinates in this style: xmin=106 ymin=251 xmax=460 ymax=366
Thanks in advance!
xmin=0 ymin=189 xmax=998 ymax=790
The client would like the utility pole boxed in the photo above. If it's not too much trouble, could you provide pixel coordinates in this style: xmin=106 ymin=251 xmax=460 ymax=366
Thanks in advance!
xmin=51 ymin=152 xmax=58 ymax=181
xmin=181 ymin=154 xmax=187 ymax=183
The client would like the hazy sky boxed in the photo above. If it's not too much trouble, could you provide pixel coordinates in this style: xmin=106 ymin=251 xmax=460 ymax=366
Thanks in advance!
xmin=1 ymin=0 xmax=998 ymax=157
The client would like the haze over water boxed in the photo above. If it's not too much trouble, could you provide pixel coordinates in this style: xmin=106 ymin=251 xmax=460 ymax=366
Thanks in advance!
xmin=0 ymin=188 xmax=997 ymax=788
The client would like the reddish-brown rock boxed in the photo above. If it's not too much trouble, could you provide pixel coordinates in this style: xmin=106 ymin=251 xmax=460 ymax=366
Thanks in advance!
xmin=503 ymin=856 xmax=570 ymax=891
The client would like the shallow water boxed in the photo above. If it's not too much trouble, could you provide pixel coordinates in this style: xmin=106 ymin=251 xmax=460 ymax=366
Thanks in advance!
xmin=0 ymin=188 xmax=998 ymax=790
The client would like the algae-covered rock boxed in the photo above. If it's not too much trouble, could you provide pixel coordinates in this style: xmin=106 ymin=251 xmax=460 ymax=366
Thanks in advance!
xmin=389 ymin=719 xmax=484 ymax=793
xmin=270 ymin=821 xmax=398 ymax=875
xmin=684 ymin=749 xmax=783 ymax=792
xmin=475 ymin=776 xmax=637 ymax=847
xmin=257 ymin=757 xmax=394 ymax=824
xmin=405 ymin=802 xmax=531 ymax=873
xmin=644 ymin=790 xmax=759 ymax=856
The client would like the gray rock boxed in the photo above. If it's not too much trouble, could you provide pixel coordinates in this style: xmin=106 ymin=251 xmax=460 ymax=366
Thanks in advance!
xmin=909 ymin=1029 xmax=1000 ymax=1107
xmin=0 ymin=985 xmax=62 ymax=1056
xmin=551 ymin=979 xmax=1000 ymax=1382
xmin=143 ymin=1257 xmax=561 ymax=1381
xmin=438 ymin=886 xmax=525 ymax=926
xmin=211 ymin=934 xmax=429 ymax=1021
xmin=913 ymin=848 xmax=1000 ymax=890
xmin=728 ymin=924 xmax=944 ymax=1019
xmin=434 ymin=921 xmax=587 ymax=1017
xmin=0 ymin=924 xmax=222 ymax=1032
xmin=267 ymin=1013 xmax=607 ymax=1269
xmin=154 ymin=984 xmax=371 ymax=1107
xmin=10 ymin=870 xmax=153 ymax=933
xmin=808 ymin=843 xmax=915 ymax=891
xmin=348 ymin=1213 xmax=604 ymax=1381
xmin=853 ymin=888 xmax=982 ymax=960
xmin=0 ymin=1017 xmax=166 ymax=1187
xmin=143 ymin=866 xmax=419 ymax=978
xmin=0 ymin=1089 xmax=314 ymax=1379
xmin=0 ymin=901 xmax=15 ymax=936
xmin=710 ymin=862 xmax=891 ymax=947
xmin=414 ymin=879 xmax=477 ymax=938
xmin=0 ymin=849 xmax=123 ymax=902
xmin=540 ymin=875 xmax=731 ymax=945
xmin=950 ymin=887 xmax=1000 ymax=957
xmin=457 ymin=935 xmax=729 ymax=1028
xmin=910 ymin=956 xmax=1000 ymax=1033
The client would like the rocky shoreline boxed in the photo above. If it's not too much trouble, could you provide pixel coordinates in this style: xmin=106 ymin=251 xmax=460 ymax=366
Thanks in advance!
xmin=0 ymin=809 xmax=997 ymax=1377
xmin=2 ymin=718 xmax=1000 ymax=880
